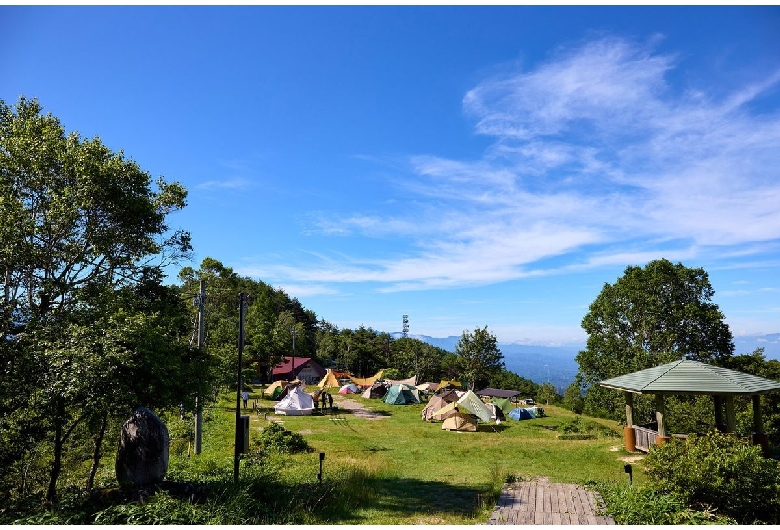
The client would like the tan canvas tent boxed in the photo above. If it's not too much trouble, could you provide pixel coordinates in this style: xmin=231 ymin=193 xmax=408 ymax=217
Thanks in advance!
xmin=264 ymin=380 xmax=288 ymax=397
xmin=385 ymin=375 xmax=417 ymax=386
xmin=318 ymin=369 xmax=349 ymax=389
xmin=421 ymin=390 xmax=460 ymax=421
xmin=433 ymin=389 xmax=492 ymax=423
xmin=350 ymin=370 xmax=384 ymax=387
xmin=442 ymin=412 xmax=477 ymax=432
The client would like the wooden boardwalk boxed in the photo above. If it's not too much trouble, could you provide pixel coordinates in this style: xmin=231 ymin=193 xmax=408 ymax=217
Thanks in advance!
xmin=487 ymin=481 xmax=616 ymax=525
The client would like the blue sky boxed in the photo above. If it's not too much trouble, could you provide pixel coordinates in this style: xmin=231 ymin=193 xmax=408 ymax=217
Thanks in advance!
xmin=3 ymin=5 xmax=780 ymax=347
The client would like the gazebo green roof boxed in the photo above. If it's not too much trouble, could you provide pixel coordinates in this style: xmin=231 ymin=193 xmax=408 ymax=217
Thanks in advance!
xmin=599 ymin=359 xmax=780 ymax=396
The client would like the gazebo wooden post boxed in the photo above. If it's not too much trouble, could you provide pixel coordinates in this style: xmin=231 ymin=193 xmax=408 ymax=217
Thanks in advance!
xmin=724 ymin=395 xmax=736 ymax=433
xmin=655 ymin=394 xmax=671 ymax=446
xmin=713 ymin=395 xmax=725 ymax=432
xmin=624 ymin=391 xmax=636 ymax=452
xmin=752 ymin=395 xmax=769 ymax=455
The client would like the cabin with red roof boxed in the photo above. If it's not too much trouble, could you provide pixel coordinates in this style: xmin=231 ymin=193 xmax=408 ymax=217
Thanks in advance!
xmin=272 ymin=356 xmax=326 ymax=384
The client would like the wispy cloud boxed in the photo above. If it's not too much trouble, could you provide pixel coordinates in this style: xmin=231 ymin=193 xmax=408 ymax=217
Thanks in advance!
xmin=240 ymin=35 xmax=780 ymax=293
xmin=195 ymin=177 xmax=254 ymax=191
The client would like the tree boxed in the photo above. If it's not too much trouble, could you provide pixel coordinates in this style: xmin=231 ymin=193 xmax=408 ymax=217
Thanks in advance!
xmin=563 ymin=380 xmax=584 ymax=414
xmin=488 ymin=369 xmax=539 ymax=397
xmin=576 ymin=259 xmax=734 ymax=420
xmin=391 ymin=337 xmax=446 ymax=383
xmin=537 ymin=382 xmax=560 ymax=405
xmin=0 ymin=97 xmax=192 ymax=502
xmin=455 ymin=326 xmax=504 ymax=390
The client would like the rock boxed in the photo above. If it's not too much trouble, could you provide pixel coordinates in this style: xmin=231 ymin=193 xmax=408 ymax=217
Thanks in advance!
xmin=115 ymin=407 xmax=169 ymax=487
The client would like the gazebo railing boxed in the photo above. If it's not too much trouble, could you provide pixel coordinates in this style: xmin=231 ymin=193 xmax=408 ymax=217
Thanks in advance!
xmin=633 ymin=424 xmax=658 ymax=452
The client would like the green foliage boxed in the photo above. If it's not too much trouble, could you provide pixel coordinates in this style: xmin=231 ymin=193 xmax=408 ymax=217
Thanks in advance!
xmin=644 ymin=431 xmax=780 ymax=523
xmin=255 ymin=423 xmax=310 ymax=454
xmin=0 ymin=96 xmax=197 ymax=502
xmin=596 ymin=482 xmax=736 ymax=524
xmin=488 ymin=369 xmax=539 ymax=397
xmin=536 ymin=382 xmax=560 ymax=405
xmin=577 ymin=259 xmax=733 ymax=421
xmin=455 ymin=326 xmax=504 ymax=390
xmin=558 ymin=416 xmax=584 ymax=434
xmin=562 ymin=380 xmax=584 ymax=413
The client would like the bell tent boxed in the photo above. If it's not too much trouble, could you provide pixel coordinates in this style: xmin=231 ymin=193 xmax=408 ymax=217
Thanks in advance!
xmin=274 ymin=386 xmax=315 ymax=416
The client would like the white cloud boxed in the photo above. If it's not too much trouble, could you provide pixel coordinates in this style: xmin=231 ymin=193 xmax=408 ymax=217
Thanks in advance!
xmin=241 ymin=36 xmax=780 ymax=294
xmin=195 ymin=177 xmax=253 ymax=191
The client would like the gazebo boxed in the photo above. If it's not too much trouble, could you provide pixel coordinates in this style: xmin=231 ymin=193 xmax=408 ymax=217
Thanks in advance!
xmin=599 ymin=359 xmax=780 ymax=454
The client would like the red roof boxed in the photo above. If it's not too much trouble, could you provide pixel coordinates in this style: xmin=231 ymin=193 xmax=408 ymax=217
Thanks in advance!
xmin=272 ymin=356 xmax=326 ymax=379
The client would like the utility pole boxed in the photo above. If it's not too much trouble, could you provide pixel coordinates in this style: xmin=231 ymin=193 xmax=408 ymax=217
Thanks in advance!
xmin=194 ymin=279 xmax=205 ymax=454
xmin=234 ymin=292 xmax=246 ymax=484
xmin=290 ymin=326 xmax=297 ymax=358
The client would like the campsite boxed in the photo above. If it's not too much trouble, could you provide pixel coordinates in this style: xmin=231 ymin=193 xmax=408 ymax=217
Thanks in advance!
xmin=158 ymin=381 xmax=636 ymax=525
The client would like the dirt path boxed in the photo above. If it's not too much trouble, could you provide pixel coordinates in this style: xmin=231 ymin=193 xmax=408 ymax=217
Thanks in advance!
xmin=331 ymin=394 xmax=389 ymax=420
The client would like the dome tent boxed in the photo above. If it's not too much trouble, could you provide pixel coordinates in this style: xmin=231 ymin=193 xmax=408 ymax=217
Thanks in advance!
xmin=442 ymin=412 xmax=477 ymax=432
xmin=383 ymin=383 xmax=420 ymax=405
xmin=508 ymin=407 xmax=536 ymax=420
xmin=338 ymin=383 xmax=359 ymax=394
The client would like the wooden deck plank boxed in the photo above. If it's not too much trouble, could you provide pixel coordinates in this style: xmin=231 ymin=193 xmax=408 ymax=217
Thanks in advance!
xmin=487 ymin=481 xmax=616 ymax=525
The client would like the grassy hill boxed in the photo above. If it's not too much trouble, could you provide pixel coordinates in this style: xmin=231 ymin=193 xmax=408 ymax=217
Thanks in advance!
xmin=6 ymin=386 xmax=643 ymax=524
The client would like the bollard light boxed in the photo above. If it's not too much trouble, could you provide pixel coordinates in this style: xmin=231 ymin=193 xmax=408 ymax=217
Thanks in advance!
xmin=623 ymin=463 xmax=633 ymax=486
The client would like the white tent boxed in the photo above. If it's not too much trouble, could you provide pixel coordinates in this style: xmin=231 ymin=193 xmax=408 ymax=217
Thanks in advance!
xmin=274 ymin=386 xmax=315 ymax=416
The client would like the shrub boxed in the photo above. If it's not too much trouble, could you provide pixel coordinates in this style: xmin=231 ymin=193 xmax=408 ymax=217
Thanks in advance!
xmin=643 ymin=431 xmax=780 ymax=523
xmin=255 ymin=423 xmax=310 ymax=454
xmin=596 ymin=481 xmax=735 ymax=525
xmin=558 ymin=416 xmax=583 ymax=434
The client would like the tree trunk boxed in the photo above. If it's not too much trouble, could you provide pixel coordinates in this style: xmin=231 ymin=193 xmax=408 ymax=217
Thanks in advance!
xmin=46 ymin=400 xmax=65 ymax=504
xmin=87 ymin=410 xmax=109 ymax=491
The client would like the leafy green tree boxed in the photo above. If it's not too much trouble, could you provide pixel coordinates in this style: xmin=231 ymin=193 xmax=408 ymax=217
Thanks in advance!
xmin=455 ymin=326 xmax=504 ymax=390
xmin=537 ymin=382 xmax=560 ymax=405
xmin=563 ymin=379 xmax=585 ymax=414
xmin=488 ymin=369 xmax=539 ymax=397
xmin=720 ymin=348 xmax=780 ymax=445
xmin=390 ymin=337 xmax=446 ymax=383
xmin=0 ymin=97 xmax=192 ymax=502
xmin=576 ymin=259 xmax=733 ymax=420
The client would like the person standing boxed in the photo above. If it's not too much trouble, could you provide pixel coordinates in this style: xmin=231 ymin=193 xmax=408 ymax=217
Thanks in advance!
xmin=242 ymin=390 xmax=249 ymax=409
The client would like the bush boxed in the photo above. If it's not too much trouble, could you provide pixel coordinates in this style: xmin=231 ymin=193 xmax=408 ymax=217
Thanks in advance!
xmin=643 ymin=431 xmax=780 ymax=523
xmin=255 ymin=423 xmax=310 ymax=454
xmin=596 ymin=482 xmax=735 ymax=525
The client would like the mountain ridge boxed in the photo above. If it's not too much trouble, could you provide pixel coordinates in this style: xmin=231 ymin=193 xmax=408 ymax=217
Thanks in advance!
xmin=390 ymin=332 xmax=780 ymax=391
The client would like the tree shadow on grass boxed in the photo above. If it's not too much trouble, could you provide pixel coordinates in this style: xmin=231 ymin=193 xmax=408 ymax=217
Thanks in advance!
xmin=323 ymin=475 xmax=490 ymax=524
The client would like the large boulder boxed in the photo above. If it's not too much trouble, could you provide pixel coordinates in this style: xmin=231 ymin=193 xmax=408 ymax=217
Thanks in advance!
xmin=115 ymin=407 xmax=169 ymax=487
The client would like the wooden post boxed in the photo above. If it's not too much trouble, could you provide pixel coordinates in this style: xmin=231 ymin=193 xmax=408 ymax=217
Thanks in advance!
xmin=752 ymin=395 xmax=764 ymax=434
xmin=655 ymin=394 xmax=666 ymax=437
xmin=655 ymin=394 xmax=671 ymax=446
xmin=713 ymin=395 xmax=725 ymax=432
xmin=724 ymin=395 xmax=736 ymax=433
xmin=624 ymin=392 xmax=636 ymax=452
xmin=625 ymin=392 xmax=634 ymax=427
xmin=752 ymin=395 xmax=769 ymax=455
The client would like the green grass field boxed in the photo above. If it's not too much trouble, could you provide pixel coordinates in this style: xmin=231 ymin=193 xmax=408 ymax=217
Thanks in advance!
xmin=165 ymin=386 xmax=645 ymax=524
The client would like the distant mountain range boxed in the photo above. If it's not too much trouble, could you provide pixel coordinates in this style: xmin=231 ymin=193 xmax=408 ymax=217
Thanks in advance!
xmin=391 ymin=333 xmax=580 ymax=391
xmin=390 ymin=332 xmax=780 ymax=392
